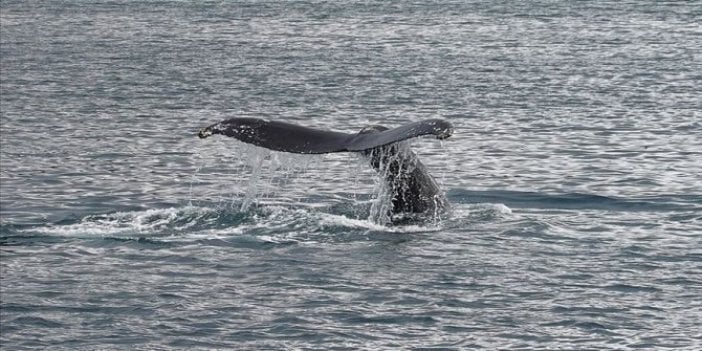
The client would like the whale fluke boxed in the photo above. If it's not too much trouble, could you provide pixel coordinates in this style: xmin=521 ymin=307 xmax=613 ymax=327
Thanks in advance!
xmin=198 ymin=118 xmax=453 ymax=154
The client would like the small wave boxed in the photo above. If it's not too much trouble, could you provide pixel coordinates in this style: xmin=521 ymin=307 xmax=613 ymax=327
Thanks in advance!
xmin=449 ymin=189 xmax=701 ymax=212
xmin=20 ymin=203 xmax=449 ymax=244
xmin=317 ymin=213 xmax=442 ymax=234
xmin=449 ymin=203 xmax=513 ymax=222
xmin=29 ymin=206 xmax=224 ymax=239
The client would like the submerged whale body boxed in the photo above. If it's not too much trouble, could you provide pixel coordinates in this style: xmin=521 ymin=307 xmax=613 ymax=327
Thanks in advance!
xmin=198 ymin=118 xmax=453 ymax=219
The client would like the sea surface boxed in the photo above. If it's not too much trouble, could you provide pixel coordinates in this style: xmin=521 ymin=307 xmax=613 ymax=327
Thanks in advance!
xmin=1 ymin=1 xmax=701 ymax=350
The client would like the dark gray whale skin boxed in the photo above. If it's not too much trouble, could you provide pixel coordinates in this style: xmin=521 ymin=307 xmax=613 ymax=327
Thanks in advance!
xmin=198 ymin=118 xmax=453 ymax=216
xmin=357 ymin=125 xmax=448 ymax=216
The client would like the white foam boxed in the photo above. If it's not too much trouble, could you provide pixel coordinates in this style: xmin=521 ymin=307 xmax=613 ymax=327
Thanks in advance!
xmin=318 ymin=213 xmax=442 ymax=234
xmin=31 ymin=206 xmax=218 ymax=238
xmin=449 ymin=203 xmax=513 ymax=220
xmin=28 ymin=198 xmax=451 ymax=242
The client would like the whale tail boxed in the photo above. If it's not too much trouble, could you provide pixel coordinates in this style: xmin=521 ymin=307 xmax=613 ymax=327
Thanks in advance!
xmin=198 ymin=117 xmax=453 ymax=218
xmin=198 ymin=118 xmax=453 ymax=154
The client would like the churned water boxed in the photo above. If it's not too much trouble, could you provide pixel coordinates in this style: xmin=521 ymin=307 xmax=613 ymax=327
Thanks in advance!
xmin=1 ymin=1 xmax=701 ymax=350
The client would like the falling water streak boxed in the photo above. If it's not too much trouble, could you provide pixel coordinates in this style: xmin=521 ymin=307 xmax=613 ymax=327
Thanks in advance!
xmin=240 ymin=146 xmax=270 ymax=212
xmin=196 ymin=137 xmax=445 ymax=225
xmin=351 ymin=154 xmax=370 ymax=218
xmin=204 ymin=143 xmax=327 ymax=212
xmin=435 ymin=139 xmax=449 ymax=226
xmin=259 ymin=151 xmax=321 ymax=207
xmin=365 ymin=140 xmax=419 ymax=225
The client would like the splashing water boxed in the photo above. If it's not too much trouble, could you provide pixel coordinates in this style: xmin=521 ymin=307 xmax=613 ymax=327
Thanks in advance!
xmin=361 ymin=140 xmax=449 ymax=225
xmin=192 ymin=137 xmax=449 ymax=226
xmin=364 ymin=142 xmax=417 ymax=224
xmin=239 ymin=145 xmax=270 ymax=212
xmin=235 ymin=144 xmax=325 ymax=212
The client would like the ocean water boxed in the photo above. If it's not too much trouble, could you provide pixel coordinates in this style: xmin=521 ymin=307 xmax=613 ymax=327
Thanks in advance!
xmin=1 ymin=0 xmax=701 ymax=349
